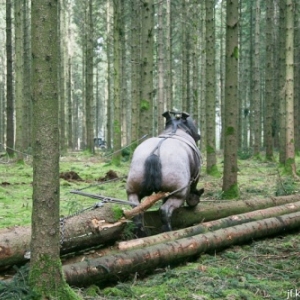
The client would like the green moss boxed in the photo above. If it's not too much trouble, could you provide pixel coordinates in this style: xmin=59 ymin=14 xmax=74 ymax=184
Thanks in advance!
xmin=112 ymin=205 xmax=124 ymax=220
xmin=222 ymin=183 xmax=239 ymax=199
xmin=284 ymin=157 xmax=295 ymax=174
xmin=29 ymin=255 xmax=81 ymax=300
xmin=85 ymin=285 xmax=101 ymax=297
xmin=113 ymin=120 xmax=121 ymax=134
xmin=206 ymin=145 xmax=216 ymax=155
xmin=206 ymin=164 xmax=221 ymax=177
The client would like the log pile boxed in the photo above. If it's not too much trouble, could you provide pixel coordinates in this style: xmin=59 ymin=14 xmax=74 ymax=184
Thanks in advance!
xmin=1 ymin=194 xmax=300 ymax=286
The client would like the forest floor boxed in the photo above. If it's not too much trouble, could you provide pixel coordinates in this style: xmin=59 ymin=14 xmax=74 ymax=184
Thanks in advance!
xmin=0 ymin=149 xmax=300 ymax=299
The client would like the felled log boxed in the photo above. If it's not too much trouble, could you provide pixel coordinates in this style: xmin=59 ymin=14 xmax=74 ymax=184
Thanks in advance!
xmin=145 ymin=193 xmax=300 ymax=233
xmin=61 ymin=199 xmax=300 ymax=265
xmin=1 ymin=193 xmax=300 ymax=270
xmin=118 ymin=200 xmax=300 ymax=251
xmin=0 ymin=203 xmax=127 ymax=270
xmin=63 ymin=211 xmax=300 ymax=287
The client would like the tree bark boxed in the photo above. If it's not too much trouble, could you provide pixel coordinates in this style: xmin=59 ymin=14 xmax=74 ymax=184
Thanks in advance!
xmin=5 ymin=0 xmax=14 ymax=157
xmin=1 ymin=194 xmax=300 ymax=270
xmin=222 ymin=0 xmax=239 ymax=198
xmin=0 ymin=204 xmax=126 ymax=270
xmin=119 ymin=200 xmax=300 ymax=251
xmin=63 ymin=211 xmax=300 ymax=287
xmin=205 ymin=0 xmax=217 ymax=174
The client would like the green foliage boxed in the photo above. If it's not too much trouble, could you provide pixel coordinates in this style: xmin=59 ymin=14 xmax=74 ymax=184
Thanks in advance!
xmin=0 ymin=265 xmax=39 ymax=300
xmin=275 ymin=177 xmax=297 ymax=196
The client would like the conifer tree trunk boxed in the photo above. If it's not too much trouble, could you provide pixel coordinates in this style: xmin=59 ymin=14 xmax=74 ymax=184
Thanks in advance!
xmin=265 ymin=0 xmax=275 ymax=160
xmin=106 ymin=0 xmax=113 ymax=149
xmin=278 ymin=0 xmax=286 ymax=164
xmin=222 ymin=0 xmax=239 ymax=199
xmin=85 ymin=0 xmax=95 ymax=154
xmin=165 ymin=0 xmax=172 ymax=110
xmin=157 ymin=0 xmax=165 ymax=132
xmin=30 ymin=1 xmax=79 ymax=298
xmin=112 ymin=0 xmax=122 ymax=163
xmin=205 ymin=0 xmax=217 ymax=174
xmin=294 ymin=2 xmax=300 ymax=152
xmin=140 ymin=0 xmax=154 ymax=137
xmin=23 ymin=0 xmax=32 ymax=151
xmin=130 ymin=0 xmax=140 ymax=149
xmin=59 ymin=0 xmax=67 ymax=153
xmin=181 ymin=1 xmax=188 ymax=112
xmin=252 ymin=0 xmax=261 ymax=156
xmin=14 ymin=0 xmax=24 ymax=161
xmin=5 ymin=0 xmax=14 ymax=157
xmin=285 ymin=0 xmax=296 ymax=175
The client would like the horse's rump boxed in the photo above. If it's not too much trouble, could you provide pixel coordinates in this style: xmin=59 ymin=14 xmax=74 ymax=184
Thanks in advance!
xmin=126 ymin=133 xmax=200 ymax=198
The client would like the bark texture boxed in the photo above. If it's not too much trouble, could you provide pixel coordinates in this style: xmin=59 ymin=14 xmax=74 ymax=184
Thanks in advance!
xmin=64 ymin=211 xmax=300 ymax=287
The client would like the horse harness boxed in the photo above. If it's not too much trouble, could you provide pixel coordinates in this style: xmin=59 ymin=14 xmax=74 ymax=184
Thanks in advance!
xmin=149 ymin=130 xmax=202 ymax=197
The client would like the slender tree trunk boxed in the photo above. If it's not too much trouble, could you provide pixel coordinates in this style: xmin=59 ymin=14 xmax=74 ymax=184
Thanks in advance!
xmin=181 ymin=1 xmax=187 ymax=112
xmin=6 ymin=0 xmax=14 ymax=157
xmin=106 ymin=0 xmax=113 ymax=149
xmin=191 ymin=0 xmax=199 ymax=122
xmin=279 ymin=0 xmax=286 ymax=164
xmin=59 ymin=0 xmax=67 ymax=153
xmin=285 ymin=0 xmax=296 ymax=175
xmin=252 ymin=0 xmax=261 ymax=156
xmin=205 ymin=0 xmax=217 ymax=174
xmin=222 ymin=0 xmax=239 ymax=198
xmin=23 ymin=0 xmax=32 ymax=151
xmin=265 ymin=0 xmax=275 ymax=160
xmin=294 ymin=2 xmax=300 ymax=152
xmin=157 ymin=0 xmax=165 ymax=132
xmin=112 ymin=0 xmax=122 ymax=163
xmin=85 ymin=0 xmax=95 ymax=154
xmin=14 ymin=0 xmax=24 ymax=161
xmin=140 ymin=0 xmax=154 ymax=137
xmin=165 ymin=0 xmax=172 ymax=110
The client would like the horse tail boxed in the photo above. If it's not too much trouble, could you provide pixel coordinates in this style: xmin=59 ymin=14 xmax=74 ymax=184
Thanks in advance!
xmin=142 ymin=154 xmax=162 ymax=194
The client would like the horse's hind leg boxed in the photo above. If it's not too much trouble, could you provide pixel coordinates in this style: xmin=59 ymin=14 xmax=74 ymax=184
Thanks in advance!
xmin=160 ymin=198 xmax=183 ymax=231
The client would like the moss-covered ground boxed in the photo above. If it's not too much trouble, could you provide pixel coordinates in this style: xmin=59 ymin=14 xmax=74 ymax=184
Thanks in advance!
xmin=1 ymin=150 xmax=300 ymax=299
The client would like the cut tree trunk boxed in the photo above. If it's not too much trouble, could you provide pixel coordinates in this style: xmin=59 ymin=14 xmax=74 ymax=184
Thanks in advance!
xmin=145 ymin=193 xmax=300 ymax=233
xmin=118 ymin=200 xmax=300 ymax=250
xmin=63 ymin=211 xmax=300 ymax=287
xmin=0 ymin=203 xmax=127 ymax=270
xmin=61 ymin=199 xmax=300 ymax=266
xmin=1 ymin=194 xmax=300 ymax=270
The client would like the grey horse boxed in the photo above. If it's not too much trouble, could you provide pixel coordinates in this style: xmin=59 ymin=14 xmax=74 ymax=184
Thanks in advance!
xmin=126 ymin=111 xmax=204 ymax=235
